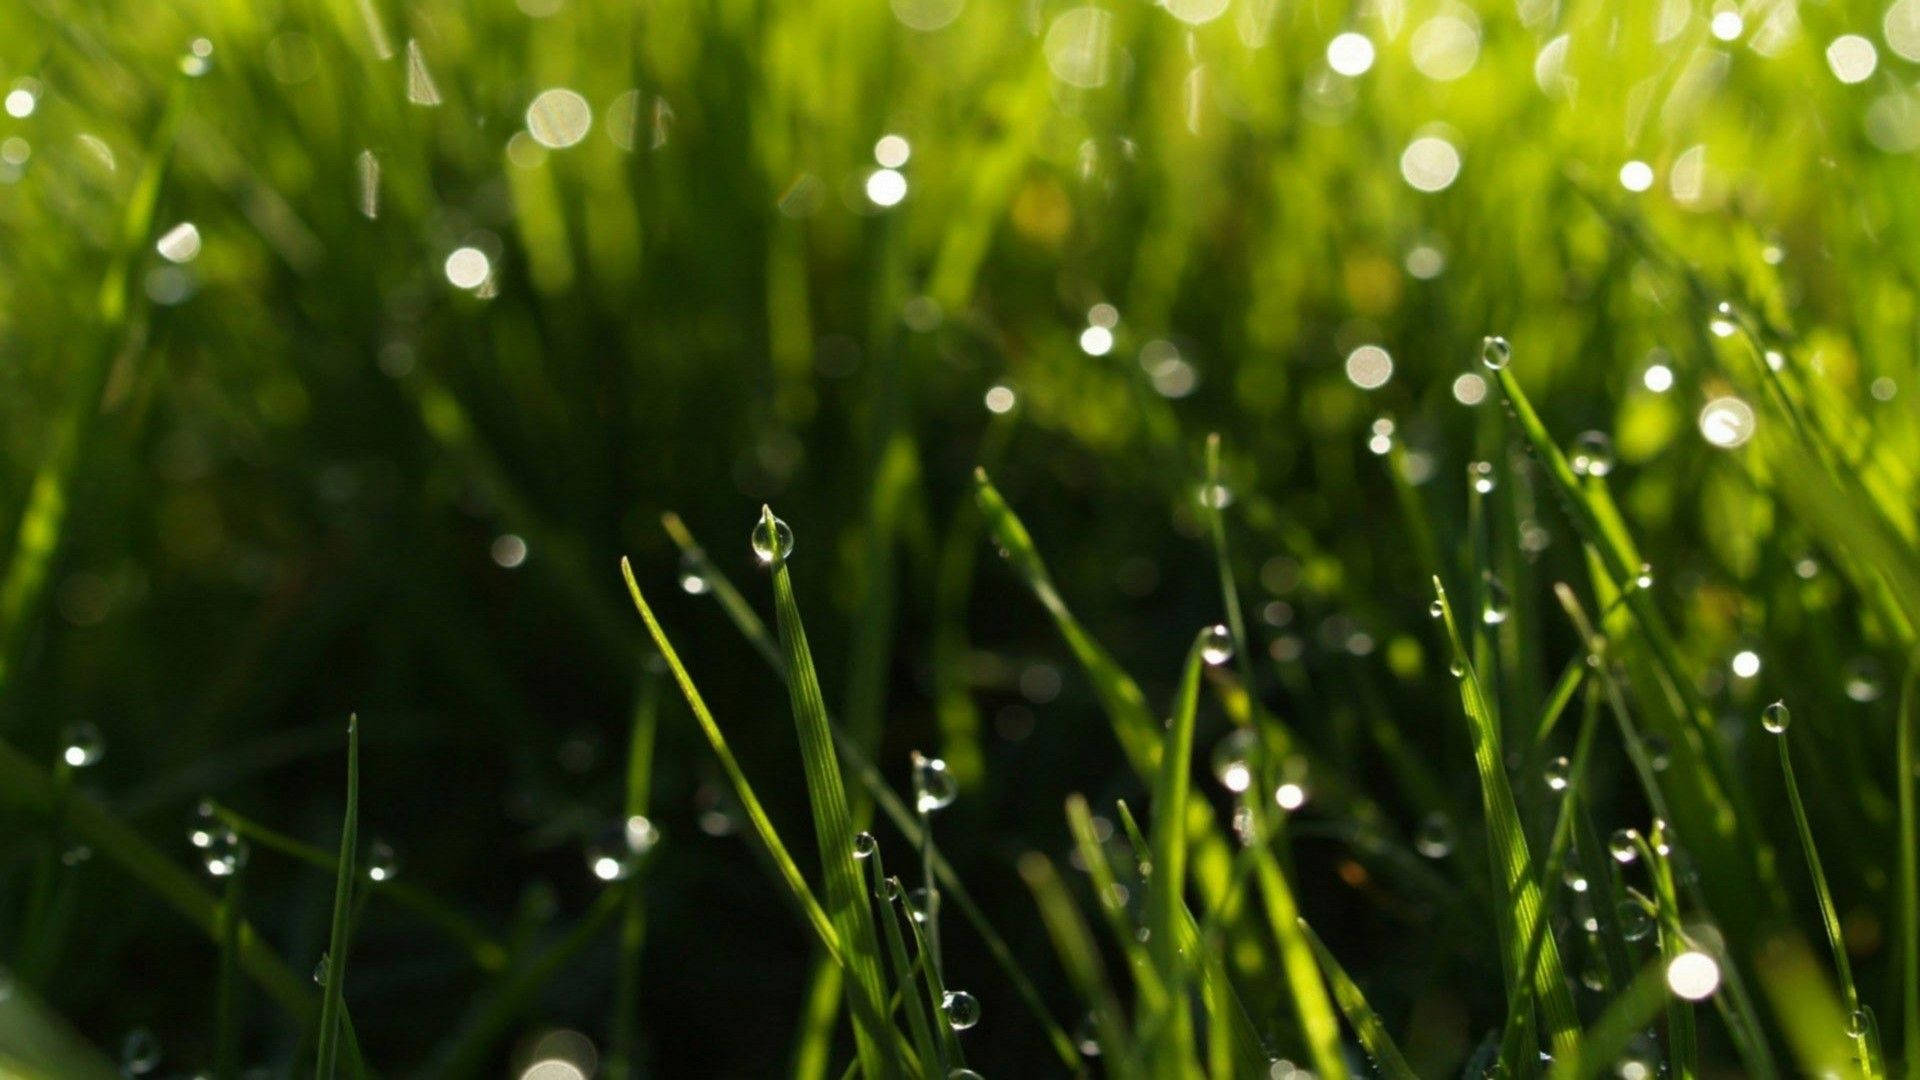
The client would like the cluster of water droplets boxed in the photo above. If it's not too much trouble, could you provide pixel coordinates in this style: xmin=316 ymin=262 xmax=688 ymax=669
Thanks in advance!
xmin=189 ymin=799 xmax=249 ymax=878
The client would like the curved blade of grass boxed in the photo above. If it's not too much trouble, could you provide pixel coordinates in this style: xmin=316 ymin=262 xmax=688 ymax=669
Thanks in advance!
xmin=1432 ymin=577 xmax=1580 ymax=1063
xmin=762 ymin=505 xmax=908 ymax=1080
xmin=1775 ymin=716 xmax=1879 ymax=1077
xmin=314 ymin=714 xmax=359 ymax=1080
xmin=865 ymin=849 xmax=943 ymax=1073
xmin=657 ymin=515 xmax=1081 ymax=1071
xmin=1294 ymin=917 xmax=1417 ymax=1080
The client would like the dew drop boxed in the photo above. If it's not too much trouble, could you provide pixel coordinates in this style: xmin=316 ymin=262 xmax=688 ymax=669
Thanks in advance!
xmin=1762 ymin=700 xmax=1790 ymax=735
xmin=677 ymin=551 xmax=710 ymax=594
xmin=1844 ymin=657 xmax=1885 ymax=702
xmin=1481 ymin=335 xmax=1512 ymax=370
xmin=585 ymin=815 xmax=659 ymax=882
xmin=312 ymin=953 xmax=330 ymax=986
xmin=1570 ymin=431 xmax=1615 ymax=477
xmin=1074 ymin=1012 xmax=1102 ymax=1055
xmin=1414 ymin=811 xmax=1456 ymax=858
xmin=1609 ymin=828 xmax=1641 ymax=864
xmin=949 ymin=1071 xmax=985 ymax=1080
xmin=1210 ymin=729 xmax=1258 ymax=793
xmin=907 ymin=886 xmax=933 ymax=923
xmin=1544 ymin=755 xmax=1571 ymax=792
xmin=188 ymin=799 xmax=220 ymax=849
xmin=942 ymin=989 xmax=981 ymax=1030
xmin=1468 ymin=460 xmax=1496 ymax=494
xmin=1481 ymin=574 xmax=1511 ymax=626
xmin=60 ymin=722 xmax=104 ymax=768
xmin=1448 ymin=659 xmax=1465 ymax=678
xmin=852 ymin=831 xmax=877 ymax=860
xmin=203 ymin=828 xmax=248 ymax=877
xmin=751 ymin=512 xmax=795 ymax=565
xmin=365 ymin=839 xmax=399 ymax=883
xmin=912 ymin=753 xmax=957 ymax=812
xmin=156 ymin=221 xmax=202 ymax=263
xmin=1619 ymin=900 xmax=1654 ymax=941
xmin=1849 ymin=1008 xmax=1872 ymax=1039
xmin=1428 ymin=599 xmax=1444 ymax=619
xmin=1634 ymin=564 xmax=1654 ymax=589
xmin=121 ymin=1027 xmax=161 ymax=1075
xmin=1200 ymin=623 xmax=1234 ymax=665
xmin=1665 ymin=950 xmax=1720 ymax=1000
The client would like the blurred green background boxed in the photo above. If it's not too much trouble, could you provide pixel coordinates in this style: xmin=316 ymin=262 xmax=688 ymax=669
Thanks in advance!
xmin=3 ymin=0 xmax=1919 ymax=1073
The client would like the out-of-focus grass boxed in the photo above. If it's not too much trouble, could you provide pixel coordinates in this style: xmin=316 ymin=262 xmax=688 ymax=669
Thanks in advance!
xmin=3 ymin=0 xmax=1920 ymax=1073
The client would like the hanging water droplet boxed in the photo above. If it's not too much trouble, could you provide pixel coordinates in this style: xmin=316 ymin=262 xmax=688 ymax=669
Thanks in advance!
xmin=1618 ymin=900 xmax=1654 ymax=941
xmin=912 ymin=753 xmax=957 ymax=812
xmin=1844 ymin=657 xmax=1885 ymax=702
xmin=1848 ymin=1008 xmax=1871 ymax=1039
xmin=1634 ymin=564 xmax=1654 ymax=589
xmin=677 ymin=551 xmax=710 ymax=594
xmin=188 ymin=799 xmax=220 ymax=849
xmin=1544 ymin=755 xmax=1571 ymax=792
xmin=1448 ymin=659 xmax=1465 ymax=678
xmin=365 ymin=839 xmax=399 ymax=883
xmin=1210 ymin=729 xmax=1258 ymax=793
xmin=1481 ymin=336 xmax=1512 ymax=370
xmin=1563 ymin=868 xmax=1589 ymax=893
xmin=1200 ymin=623 xmax=1234 ymax=665
xmin=585 ymin=815 xmax=660 ymax=882
xmin=312 ymin=953 xmax=331 ymax=986
xmin=1481 ymin=574 xmax=1511 ymax=626
xmin=1428 ymin=599 xmax=1444 ymax=619
xmin=1762 ymin=701 xmax=1791 ymax=735
xmin=120 ymin=1027 xmax=161 ymax=1075
xmin=1708 ymin=301 xmax=1738 ymax=338
xmin=942 ymin=989 xmax=981 ymax=1030
xmin=1569 ymin=431 xmax=1615 ymax=477
xmin=59 ymin=722 xmax=104 ymax=767
xmin=852 ymin=831 xmax=877 ymax=860
xmin=1074 ymin=1012 xmax=1102 ymax=1055
xmin=1609 ymin=828 xmax=1641 ymax=864
xmin=751 ymin=512 xmax=795 ymax=565
xmin=203 ymin=829 xmax=248 ymax=877
xmin=1468 ymin=460 xmax=1496 ymax=494
xmin=907 ymin=886 xmax=933 ymax=923
xmin=1414 ymin=811 xmax=1456 ymax=858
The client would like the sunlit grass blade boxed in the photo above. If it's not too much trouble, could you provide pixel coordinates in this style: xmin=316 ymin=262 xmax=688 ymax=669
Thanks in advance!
xmin=1431 ymin=576 xmax=1580 ymax=1063
xmin=314 ymin=714 xmax=359 ymax=1080
xmin=1295 ymin=917 xmax=1417 ymax=1080
xmin=0 ymin=980 xmax=123 ymax=1079
xmin=659 ymin=514 xmax=1082 ymax=1070
xmin=761 ymin=505 xmax=908 ymax=1080
xmin=1141 ymin=629 xmax=1208 ymax=1071
xmin=1771 ymin=703 xmax=1879 ymax=1077
xmin=618 ymin=557 xmax=910 ymax=1072
xmin=864 ymin=848 xmax=944 ymax=1073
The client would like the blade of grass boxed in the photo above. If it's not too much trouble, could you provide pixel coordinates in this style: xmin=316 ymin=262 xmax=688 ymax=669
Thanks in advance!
xmin=865 ymin=849 xmax=944 ymax=1074
xmin=618 ymin=556 xmax=912 ymax=1073
xmin=215 ymin=864 xmax=245 ymax=1080
xmin=1294 ymin=917 xmax=1418 ymax=1080
xmin=658 ymin=515 xmax=1082 ymax=1071
xmin=1432 ymin=577 xmax=1581 ymax=1063
xmin=314 ymin=714 xmax=359 ymax=1080
xmin=1142 ymin=628 xmax=1208 ymax=1072
xmin=1773 ymin=704 xmax=1880 ymax=1077
xmin=1902 ymin=655 xmax=1920 ymax=1079
xmin=1543 ymin=962 xmax=1669 ymax=1080
xmin=1017 ymin=851 xmax=1135 ymax=1080
xmin=761 ymin=505 xmax=907 ymax=1080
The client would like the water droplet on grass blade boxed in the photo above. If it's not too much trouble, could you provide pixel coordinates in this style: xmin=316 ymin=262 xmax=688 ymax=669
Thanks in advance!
xmin=912 ymin=753 xmax=956 ymax=812
xmin=121 ymin=1027 xmax=160 ymax=1075
xmin=1570 ymin=431 xmax=1614 ymax=477
xmin=1762 ymin=701 xmax=1790 ymax=734
xmin=1481 ymin=336 xmax=1511 ymax=370
xmin=751 ymin=513 xmax=794 ymax=565
xmin=156 ymin=222 xmax=201 ymax=263
xmin=365 ymin=839 xmax=399 ymax=882
xmin=312 ymin=953 xmax=330 ymax=985
xmin=1200 ymin=624 xmax=1234 ymax=665
xmin=1665 ymin=950 xmax=1720 ymax=1000
xmin=1211 ymin=729 xmax=1257 ymax=792
xmin=1468 ymin=460 xmax=1495 ymax=493
xmin=1844 ymin=657 xmax=1885 ymax=702
xmin=60 ymin=722 xmax=103 ymax=767
xmin=677 ymin=552 xmax=709 ymax=594
xmin=203 ymin=829 xmax=248 ymax=877
xmin=1481 ymin=574 xmax=1510 ymax=625
xmin=1619 ymin=900 xmax=1654 ymax=941
xmin=942 ymin=989 xmax=980 ymax=1030
xmin=1609 ymin=828 xmax=1641 ymax=863
xmin=852 ymin=831 xmax=876 ymax=859
xmin=1414 ymin=812 xmax=1456 ymax=857
xmin=1849 ymin=1008 xmax=1872 ymax=1038
xmin=1544 ymin=756 xmax=1570 ymax=792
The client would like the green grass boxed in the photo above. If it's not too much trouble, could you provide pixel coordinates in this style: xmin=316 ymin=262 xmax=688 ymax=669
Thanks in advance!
xmin=3 ymin=0 xmax=1920 ymax=1074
